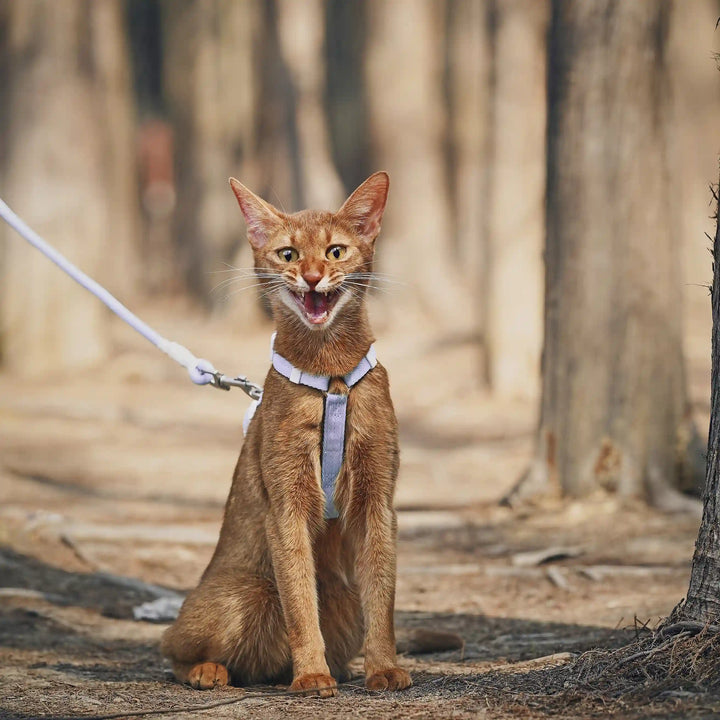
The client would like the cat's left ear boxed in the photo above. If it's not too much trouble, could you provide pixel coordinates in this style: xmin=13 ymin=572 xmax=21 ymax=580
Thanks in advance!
xmin=336 ymin=171 xmax=389 ymax=244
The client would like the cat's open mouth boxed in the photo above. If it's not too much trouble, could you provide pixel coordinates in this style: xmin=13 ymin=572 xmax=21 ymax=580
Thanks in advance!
xmin=290 ymin=289 xmax=342 ymax=325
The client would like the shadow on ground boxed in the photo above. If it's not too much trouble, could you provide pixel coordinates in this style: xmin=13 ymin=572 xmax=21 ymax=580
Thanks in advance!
xmin=3 ymin=546 xmax=684 ymax=720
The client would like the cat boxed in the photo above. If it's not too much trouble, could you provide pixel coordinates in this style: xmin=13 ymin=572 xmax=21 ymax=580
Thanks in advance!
xmin=161 ymin=172 xmax=412 ymax=697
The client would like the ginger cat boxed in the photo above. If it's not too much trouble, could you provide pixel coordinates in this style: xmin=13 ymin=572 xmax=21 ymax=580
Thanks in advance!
xmin=161 ymin=172 xmax=411 ymax=697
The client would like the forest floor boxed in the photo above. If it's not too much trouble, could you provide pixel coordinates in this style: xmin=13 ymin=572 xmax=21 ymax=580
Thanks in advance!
xmin=0 ymin=301 xmax=717 ymax=720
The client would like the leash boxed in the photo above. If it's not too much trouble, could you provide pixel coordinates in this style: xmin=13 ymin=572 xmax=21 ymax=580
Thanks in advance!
xmin=0 ymin=196 xmax=262 ymax=400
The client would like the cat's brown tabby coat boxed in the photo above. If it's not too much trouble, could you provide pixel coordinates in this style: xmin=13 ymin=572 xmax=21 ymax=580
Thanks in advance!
xmin=161 ymin=172 xmax=411 ymax=697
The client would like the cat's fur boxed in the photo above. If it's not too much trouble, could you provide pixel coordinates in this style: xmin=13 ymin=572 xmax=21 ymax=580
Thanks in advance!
xmin=161 ymin=172 xmax=411 ymax=696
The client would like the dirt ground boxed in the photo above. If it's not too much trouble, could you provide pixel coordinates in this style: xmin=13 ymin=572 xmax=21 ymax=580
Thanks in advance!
xmin=1 ymin=300 xmax=717 ymax=719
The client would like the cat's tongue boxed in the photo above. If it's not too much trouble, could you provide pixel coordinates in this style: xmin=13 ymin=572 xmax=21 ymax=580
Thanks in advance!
xmin=304 ymin=291 xmax=328 ymax=322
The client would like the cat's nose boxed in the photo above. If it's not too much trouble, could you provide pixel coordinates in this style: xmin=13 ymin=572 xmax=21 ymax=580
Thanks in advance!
xmin=302 ymin=270 xmax=323 ymax=290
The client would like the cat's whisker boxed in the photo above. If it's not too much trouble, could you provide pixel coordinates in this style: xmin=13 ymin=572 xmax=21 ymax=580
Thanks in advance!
xmin=211 ymin=272 xmax=283 ymax=294
xmin=222 ymin=281 xmax=285 ymax=303
xmin=208 ymin=262 xmax=273 ymax=275
xmin=207 ymin=265 xmax=257 ymax=274
xmin=346 ymin=272 xmax=405 ymax=285
xmin=211 ymin=276 xmax=254 ymax=293
xmin=211 ymin=276 xmax=278 ymax=294
xmin=339 ymin=285 xmax=365 ymax=302
xmin=341 ymin=280 xmax=394 ymax=295
xmin=256 ymin=286 xmax=284 ymax=303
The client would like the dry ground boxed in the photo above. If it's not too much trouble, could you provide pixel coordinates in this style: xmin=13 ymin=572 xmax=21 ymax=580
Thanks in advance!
xmin=0 ymin=301 xmax=716 ymax=719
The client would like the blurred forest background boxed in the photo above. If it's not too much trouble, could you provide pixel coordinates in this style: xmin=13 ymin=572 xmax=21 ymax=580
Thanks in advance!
xmin=0 ymin=0 xmax=719 ymax=506
xmin=4 ymin=5 xmax=720 ymax=716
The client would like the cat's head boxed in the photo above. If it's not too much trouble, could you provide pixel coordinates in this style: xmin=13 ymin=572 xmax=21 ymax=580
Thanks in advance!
xmin=229 ymin=172 xmax=389 ymax=330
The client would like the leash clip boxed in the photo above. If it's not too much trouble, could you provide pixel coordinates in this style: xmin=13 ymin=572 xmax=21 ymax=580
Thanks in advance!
xmin=210 ymin=371 xmax=263 ymax=400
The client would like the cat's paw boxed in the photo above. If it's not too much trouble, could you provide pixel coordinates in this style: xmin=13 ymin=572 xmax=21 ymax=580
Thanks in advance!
xmin=290 ymin=673 xmax=338 ymax=698
xmin=365 ymin=667 xmax=412 ymax=691
xmin=187 ymin=662 xmax=229 ymax=690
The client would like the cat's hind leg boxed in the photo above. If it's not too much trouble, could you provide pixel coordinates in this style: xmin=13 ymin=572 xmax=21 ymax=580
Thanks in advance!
xmin=161 ymin=574 xmax=291 ymax=688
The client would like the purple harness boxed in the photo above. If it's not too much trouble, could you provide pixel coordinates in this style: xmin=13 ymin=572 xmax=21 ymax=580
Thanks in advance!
xmin=245 ymin=337 xmax=377 ymax=519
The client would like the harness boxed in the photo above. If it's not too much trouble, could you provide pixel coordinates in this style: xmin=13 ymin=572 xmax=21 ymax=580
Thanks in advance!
xmin=243 ymin=334 xmax=377 ymax=519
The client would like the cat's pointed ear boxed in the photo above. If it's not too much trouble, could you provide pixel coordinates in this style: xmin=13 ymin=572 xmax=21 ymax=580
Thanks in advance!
xmin=336 ymin=171 xmax=389 ymax=244
xmin=229 ymin=178 xmax=283 ymax=249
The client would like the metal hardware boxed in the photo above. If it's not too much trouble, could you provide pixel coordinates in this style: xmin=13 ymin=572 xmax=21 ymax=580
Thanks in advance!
xmin=209 ymin=371 xmax=263 ymax=399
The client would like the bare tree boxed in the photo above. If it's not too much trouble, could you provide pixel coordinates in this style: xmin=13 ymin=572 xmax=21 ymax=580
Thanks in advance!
xmin=0 ymin=0 xmax=138 ymax=375
xmin=510 ymin=0 xmax=703 ymax=508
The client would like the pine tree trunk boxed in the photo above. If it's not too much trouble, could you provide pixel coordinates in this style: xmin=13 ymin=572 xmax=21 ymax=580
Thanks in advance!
xmin=0 ymin=1 xmax=138 ymax=375
xmin=674 ymin=180 xmax=720 ymax=621
xmin=510 ymin=0 xmax=702 ymax=508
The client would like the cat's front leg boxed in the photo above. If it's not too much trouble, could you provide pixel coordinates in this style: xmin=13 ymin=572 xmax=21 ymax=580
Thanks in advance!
xmin=353 ymin=502 xmax=412 ymax=691
xmin=265 ymin=508 xmax=337 ymax=697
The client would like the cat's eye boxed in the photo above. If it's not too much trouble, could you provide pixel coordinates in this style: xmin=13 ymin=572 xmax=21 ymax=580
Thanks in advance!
xmin=326 ymin=245 xmax=347 ymax=260
xmin=277 ymin=247 xmax=299 ymax=262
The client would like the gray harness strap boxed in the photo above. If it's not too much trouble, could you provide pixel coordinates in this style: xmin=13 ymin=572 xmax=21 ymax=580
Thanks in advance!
xmin=321 ymin=393 xmax=349 ymax=518
xmin=270 ymin=340 xmax=377 ymax=519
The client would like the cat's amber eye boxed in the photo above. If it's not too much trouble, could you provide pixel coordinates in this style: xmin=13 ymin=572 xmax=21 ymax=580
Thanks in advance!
xmin=326 ymin=245 xmax=347 ymax=261
xmin=277 ymin=247 xmax=299 ymax=262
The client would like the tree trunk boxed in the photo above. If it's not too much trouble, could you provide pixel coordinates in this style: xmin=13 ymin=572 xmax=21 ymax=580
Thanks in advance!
xmin=482 ymin=0 xmax=547 ymax=398
xmin=364 ymin=0 xmax=470 ymax=330
xmin=446 ymin=0 xmax=491 ymax=362
xmin=325 ymin=0 xmax=371 ymax=196
xmin=161 ymin=0 xmax=261 ymax=304
xmin=275 ymin=0 xmax=344 ymax=211
xmin=675 ymin=179 xmax=720 ymax=623
xmin=510 ymin=0 xmax=702 ymax=508
xmin=668 ymin=0 xmax=720 ymax=387
xmin=0 ymin=1 xmax=138 ymax=375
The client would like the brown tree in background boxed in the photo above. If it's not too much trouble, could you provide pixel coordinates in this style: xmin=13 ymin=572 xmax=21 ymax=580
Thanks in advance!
xmin=481 ymin=0 xmax=547 ymax=398
xmin=446 ymin=0 xmax=490 ymax=355
xmin=161 ymin=0 xmax=261 ymax=304
xmin=276 ymin=0 xmax=344 ymax=211
xmin=365 ymin=0 xmax=469 ymax=329
xmin=0 ymin=0 xmax=138 ymax=374
xmin=510 ymin=0 xmax=703 ymax=508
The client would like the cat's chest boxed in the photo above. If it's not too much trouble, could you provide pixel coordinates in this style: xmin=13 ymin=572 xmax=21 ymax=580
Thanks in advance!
xmin=257 ymin=365 xmax=392 ymax=445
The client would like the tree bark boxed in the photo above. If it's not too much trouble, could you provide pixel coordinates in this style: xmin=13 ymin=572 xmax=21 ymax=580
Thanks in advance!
xmin=673 ymin=179 xmax=720 ymax=622
xmin=0 ymin=0 xmax=138 ymax=375
xmin=510 ymin=0 xmax=702 ymax=508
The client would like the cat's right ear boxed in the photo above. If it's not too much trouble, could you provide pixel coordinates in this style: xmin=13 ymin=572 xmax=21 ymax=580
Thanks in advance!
xmin=229 ymin=178 xmax=282 ymax=249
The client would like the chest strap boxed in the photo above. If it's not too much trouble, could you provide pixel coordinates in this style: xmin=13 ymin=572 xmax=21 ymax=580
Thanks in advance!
xmin=246 ymin=335 xmax=377 ymax=519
